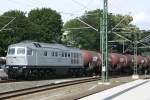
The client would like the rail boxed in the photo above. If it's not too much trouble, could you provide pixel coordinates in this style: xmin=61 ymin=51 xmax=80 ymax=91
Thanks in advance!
xmin=0 ymin=79 xmax=16 ymax=83
xmin=0 ymin=77 xmax=98 ymax=99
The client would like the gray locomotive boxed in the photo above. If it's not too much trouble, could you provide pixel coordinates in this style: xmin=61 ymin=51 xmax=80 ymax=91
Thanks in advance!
xmin=6 ymin=41 xmax=101 ymax=79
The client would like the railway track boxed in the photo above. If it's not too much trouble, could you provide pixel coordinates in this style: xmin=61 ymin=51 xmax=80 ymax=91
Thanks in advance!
xmin=0 ymin=77 xmax=98 ymax=99
xmin=0 ymin=79 xmax=16 ymax=83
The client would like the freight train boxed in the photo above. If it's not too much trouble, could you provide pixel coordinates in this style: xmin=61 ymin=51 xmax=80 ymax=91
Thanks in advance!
xmin=5 ymin=41 xmax=150 ymax=79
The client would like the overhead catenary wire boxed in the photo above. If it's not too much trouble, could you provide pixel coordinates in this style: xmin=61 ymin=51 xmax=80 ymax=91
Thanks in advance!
xmin=2 ymin=0 xmax=150 ymax=49
xmin=62 ymin=11 xmax=150 ymax=49
xmin=60 ymin=0 xmax=100 ymax=31
xmin=111 ymin=12 xmax=132 ymax=31
xmin=72 ymin=0 xmax=94 ymax=13
xmin=139 ymin=32 xmax=150 ymax=42
xmin=108 ymin=1 xmax=150 ymax=48
xmin=65 ymin=0 xmax=95 ymax=22
xmin=5 ymin=0 xmax=97 ymax=22
xmin=106 ymin=11 xmax=150 ymax=48
xmin=0 ymin=17 xmax=16 ymax=32
xmin=112 ymin=31 xmax=150 ymax=48
xmin=76 ymin=17 xmax=98 ymax=32
xmin=62 ymin=27 xmax=91 ymax=31
xmin=59 ymin=12 xmax=99 ymax=17
xmin=28 ymin=0 xmax=42 ymax=5
xmin=6 ymin=0 xmax=33 ymax=8
xmin=71 ymin=0 xmax=91 ymax=11
xmin=108 ymin=40 xmax=129 ymax=42
xmin=60 ymin=4 xmax=150 ymax=49
xmin=0 ymin=16 xmax=15 ymax=19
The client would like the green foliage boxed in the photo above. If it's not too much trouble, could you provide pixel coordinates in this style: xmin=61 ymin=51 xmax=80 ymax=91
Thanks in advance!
xmin=0 ymin=8 xmax=63 ymax=56
xmin=63 ymin=9 xmax=140 ymax=53
xmin=28 ymin=8 xmax=63 ymax=43
xmin=63 ymin=10 xmax=102 ymax=50
xmin=0 ymin=10 xmax=29 ymax=56
xmin=0 ymin=8 xmax=149 ymax=56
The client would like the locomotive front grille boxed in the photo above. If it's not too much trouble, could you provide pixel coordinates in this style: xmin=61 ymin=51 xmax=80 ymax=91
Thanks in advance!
xmin=6 ymin=56 xmax=26 ymax=66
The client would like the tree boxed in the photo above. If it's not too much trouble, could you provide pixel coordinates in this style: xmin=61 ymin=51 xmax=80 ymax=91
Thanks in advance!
xmin=63 ymin=9 xmax=138 ymax=52
xmin=28 ymin=8 xmax=63 ymax=43
xmin=0 ymin=8 xmax=63 ymax=56
xmin=0 ymin=10 xmax=29 ymax=56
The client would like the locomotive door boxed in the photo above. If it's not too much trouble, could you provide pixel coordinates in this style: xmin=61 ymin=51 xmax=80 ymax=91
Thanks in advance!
xmin=35 ymin=50 xmax=38 ymax=66
xmin=27 ymin=48 xmax=36 ymax=66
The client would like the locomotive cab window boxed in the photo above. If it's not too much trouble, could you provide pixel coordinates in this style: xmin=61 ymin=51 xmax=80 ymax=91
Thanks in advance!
xmin=27 ymin=49 xmax=33 ymax=55
xmin=71 ymin=53 xmax=73 ymax=58
xmin=62 ymin=52 xmax=64 ymax=57
xmin=51 ymin=52 xmax=54 ymax=56
xmin=65 ymin=52 xmax=67 ymax=57
xmin=8 ymin=48 xmax=15 ymax=55
xmin=74 ymin=53 xmax=76 ymax=58
xmin=55 ymin=52 xmax=58 ymax=57
xmin=68 ymin=53 xmax=70 ymax=57
xmin=17 ymin=48 xmax=25 ymax=55
xmin=44 ymin=51 xmax=47 ymax=56
xmin=77 ymin=53 xmax=79 ymax=58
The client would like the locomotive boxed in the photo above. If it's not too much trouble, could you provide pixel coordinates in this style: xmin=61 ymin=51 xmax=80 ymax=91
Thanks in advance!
xmin=6 ymin=42 xmax=100 ymax=79
xmin=5 ymin=41 xmax=150 ymax=79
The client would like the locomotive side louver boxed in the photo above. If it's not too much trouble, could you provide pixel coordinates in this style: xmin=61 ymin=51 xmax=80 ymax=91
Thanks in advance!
xmin=33 ymin=43 xmax=41 ymax=47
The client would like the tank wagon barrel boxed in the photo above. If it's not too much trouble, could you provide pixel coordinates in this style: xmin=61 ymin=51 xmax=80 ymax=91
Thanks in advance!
xmin=81 ymin=50 xmax=102 ymax=75
xmin=123 ymin=54 xmax=133 ymax=67
xmin=135 ymin=55 xmax=147 ymax=67
xmin=81 ymin=50 xmax=92 ymax=67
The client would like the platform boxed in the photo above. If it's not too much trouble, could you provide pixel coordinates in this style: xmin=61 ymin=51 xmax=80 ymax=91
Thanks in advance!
xmin=79 ymin=79 xmax=150 ymax=100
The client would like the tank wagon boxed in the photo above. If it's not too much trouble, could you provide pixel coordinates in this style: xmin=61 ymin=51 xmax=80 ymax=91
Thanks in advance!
xmin=6 ymin=42 xmax=101 ymax=79
xmin=109 ymin=53 xmax=150 ymax=74
xmin=81 ymin=50 xmax=102 ymax=75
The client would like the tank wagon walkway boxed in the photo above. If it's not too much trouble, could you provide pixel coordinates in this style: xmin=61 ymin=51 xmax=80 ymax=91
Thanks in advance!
xmin=79 ymin=79 xmax=150 ymax=100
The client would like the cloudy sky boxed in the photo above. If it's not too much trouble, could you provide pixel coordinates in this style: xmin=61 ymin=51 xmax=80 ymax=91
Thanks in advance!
xmin=0 ymin=0 xmax=150 ymax=30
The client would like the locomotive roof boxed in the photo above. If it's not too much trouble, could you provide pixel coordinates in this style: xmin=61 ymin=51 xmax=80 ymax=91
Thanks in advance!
xmin=8 ymin=41 xmax=80 ymax=51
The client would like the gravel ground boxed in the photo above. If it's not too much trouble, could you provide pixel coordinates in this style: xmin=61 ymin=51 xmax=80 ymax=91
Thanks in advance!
xmin=7 ymin=75 xmax=149 ymax=100
xmin=0 ymin=77 xmax=91 ymax=93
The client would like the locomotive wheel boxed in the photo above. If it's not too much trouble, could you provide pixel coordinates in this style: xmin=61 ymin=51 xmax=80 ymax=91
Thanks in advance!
xmin=8 ymin=68 xmax=18 ymax=79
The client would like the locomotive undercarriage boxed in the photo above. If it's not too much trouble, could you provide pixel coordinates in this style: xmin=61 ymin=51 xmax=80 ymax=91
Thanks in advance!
xmin=108 ymin=64 xmax=133 ymax=76
xmin=6 ymin=66 xmax=97 ymax=80
xmin=6 ymin=64 xmax=150 ymax=80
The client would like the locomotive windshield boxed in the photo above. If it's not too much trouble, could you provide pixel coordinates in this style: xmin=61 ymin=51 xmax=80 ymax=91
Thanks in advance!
xmin=8 ymin=48 xmax=15 ymax=55
xmin=7 ymin=47 xmax=26 ymax=55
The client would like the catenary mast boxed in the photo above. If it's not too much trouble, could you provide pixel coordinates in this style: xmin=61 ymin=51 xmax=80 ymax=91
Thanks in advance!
xmin=100 ymin=0 xmax=109 ymax=82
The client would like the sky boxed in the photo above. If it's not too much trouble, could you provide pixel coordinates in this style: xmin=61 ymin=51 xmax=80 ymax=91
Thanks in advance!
xmin=0 ymin=0 xmax=150 ymax=30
